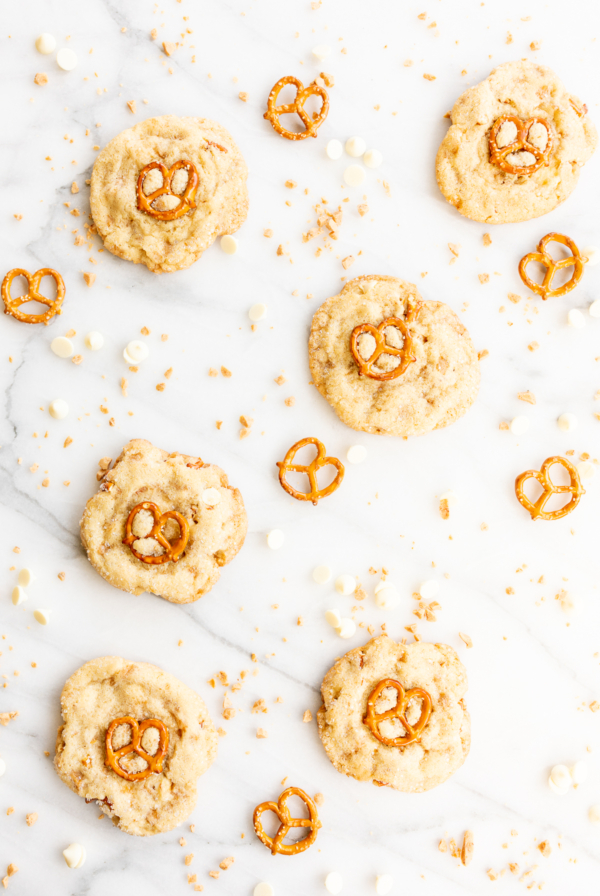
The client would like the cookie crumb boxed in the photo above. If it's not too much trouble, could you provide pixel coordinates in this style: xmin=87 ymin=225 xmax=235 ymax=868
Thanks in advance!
xmin=34 ymin=72 xmax=48 ymax=85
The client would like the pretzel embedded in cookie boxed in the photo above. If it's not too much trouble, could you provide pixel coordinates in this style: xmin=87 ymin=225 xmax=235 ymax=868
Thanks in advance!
xmin=253 ymin=786 xmax=322 ymax=855
xmin=518 ymin=233 xmax=586 ymax=300
xmin=264 ymin=76 xmax=329 ymax=141
xmin=363 ymin=678 xmax=432 ymax=747
xmin=488 ymin=115 xmax=552 ymax=175
xmin=137 ymin=160 xmax=199 ymax=220
xmin=2 ymin=268 xmax=65 ymax=325
xmin=515 ymin=455 xmax=585 ymax=521
xmin=105 ymin=716 xmax=169 ymax=782
xmin=276 ymin=437 xmax=344 ymax=505
xmin=123 ymin=501 xmax=190 ymax=563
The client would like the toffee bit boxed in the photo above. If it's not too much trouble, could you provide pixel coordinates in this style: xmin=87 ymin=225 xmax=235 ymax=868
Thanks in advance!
xmin=83 ymin=272 xmax=96 ymax=286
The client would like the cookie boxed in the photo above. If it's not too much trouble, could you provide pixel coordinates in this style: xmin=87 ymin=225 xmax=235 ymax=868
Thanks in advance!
xmin=308 ymin=275 xmax=479 ymax=437
xmin=80 ymin=439 xmax=247 ymax=603
xmin=54 ymin=656 xmax=217 ymax=836
xmin=436 ymin=60 xmax=597 ymax=224
xmin=317 ymin=635 xmax=470 ymax=792
xmin=90 ymin=115 xmax=248 ymax=272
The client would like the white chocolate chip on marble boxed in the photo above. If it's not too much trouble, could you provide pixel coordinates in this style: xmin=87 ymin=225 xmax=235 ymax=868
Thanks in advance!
xmin=557 ymin=412 xmax=577 ymax=432
xmin=375 ymin=875 xmax=394 ymax=896
xmin=325 ymin=609 xmax=342 ymax=629
xmin=249 ymin=303 xmax=267 ymax=322
xmin=51 ymin=336 xmax=74 ymax=358
xmin=63 ymin=843 xmax=86 ymax=869
xmin=220 ymin=235 xmax=238 ymax=255
xmin=568 ymin=308 xmax=586 ymax=328
xmin=34 ymin=608 xmax=51 ymax=625
xmin=312 ymin=44 xmax=331 ymax=61
xmin=266 ymin=529 xmax=285 ymax=550
xmin=85 ymin=331 xmax=104 ymax=350
xmin=374 ymin=583 xmax=399 ymax=610
xmin=202 ymin=488 xmax=221 ymax=506
xmin=589 ymin=300 xmax=600 ymax=318
xmin=325 ymin=871 xmax=343 ymax=894
xmin=548 ymin=764 xmax=572 ymax=794
xmin=49 ymin=398 xmax=69 ymax=420
xmin=343 ymin=164 xmax=366 ymax=187
xmin=335 ymin=574 xmax=356 ymax=596
xmin=419 ymin=580 xmax=439 ymax=600
xmin=36 ymin=33 xmax=56 ymax=54
xmin=345 ymin=136 xmax=366 ymax=158
xmin=337 ymin=618 xmax=356 ymax=638
xmin=326 ymin=139 xmax=343 ymax=160
xmin=11 ymin=586 xmax=27 ymax=606
xmin=346 ymin=445 xmax=367 ymax=464
xmin=56 ymin=48 xmax=78 ymax=71
xmin=577 ymin=461 xmax=595 ymax=479
xmin=364 ymin=149 xmax=383 ymax=169
xmin=581 ymin=246 xmax=599 ymax=266
xmin=313 ymin=565 xmax=332 ymax=584
xmin=123 ymin=340 xmax=149 ymax=364
xmin=571 ymin=760 xmax=589 ymax=786
xmin=510 ymin=415 xmax=529 ymax=435
xmin=18 ymin=568 xmax=36 ymax=588
xmin=253 ymin=884 xmax=274 ymax=896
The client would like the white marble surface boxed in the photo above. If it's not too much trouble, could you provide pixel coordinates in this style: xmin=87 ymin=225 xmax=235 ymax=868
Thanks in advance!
xmin=2 ymin=0 xmax=600 ymax=893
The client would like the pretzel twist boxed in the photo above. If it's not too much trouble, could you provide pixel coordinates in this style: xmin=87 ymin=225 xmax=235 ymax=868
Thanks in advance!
xmin=515 ymin=456 xmax=585 ymax=521
xmin=518 ymin=233 xmax=586 ymax=300
xmin=1 ymin=268 xmax=65 ymax=325
xmin=277 ymin=437 xmax=344 ymax=505
xmin=253 ymin=787 xmax=322 ymax=856
xmin=105 ymin=717 xmax=169 ymax=782
xmin=350 ymin=305 xmax=422 ymax=381
xmin=264 ymin=76 xmax=329 ymax=141
xmin=122 ymin=501 xmax=189 ymax=564
xmin=488 ymin=115 xmax=552 ymax=175
xmin=363 ymin=679 xmax=432 ymax=747
xmin=137 ymin=160 xmax=199 ymax=221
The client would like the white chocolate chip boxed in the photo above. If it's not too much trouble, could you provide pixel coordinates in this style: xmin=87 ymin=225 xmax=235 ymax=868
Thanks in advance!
xmin=0 ymin=756 xmax=5 ymax=777
xmin=346 ymin=445 xmax=367 ymax=464
xmin=51 ymin=336 xmax=74 ymax=358
xmin=549 ymin=764 xmax=572 ymax=793
xmin=364 ymin=149 xmax=383 ymax=169
xmin=202 ymin=488 xmax=221 ymax=506
xmin=589 ymin=300 xmax=600 ymax=318
xmin=85 ymin=331 xmax=104 ymax=351
xmin=577 ymin=461 xmax=595 ymax=479
xmin=589 ymin=805 xmax=600 ymax=825
xmin=343 ymin=164 xmax=366 ymax=187
xmin=548 ymin=776 xmax=570 ymax=795
xmin=419 ymin=580 xmax=439 ymax=600
xmin=49 ymin=399 xmax=69 ymax=420
xmin=36 ymin=33 xmax=56 ymax=54
xmin=375 ymin=875 xmax=394 ymax=896
xmin=325 ymin=609 xmax=342 ymax=629
xmin=568 ymin=308 xmax=586 ymax=328
xmin=335 ymin=574 xmax=356 ymax=596
xmin=56 ymin=48 xmax=78 ymax=71
xmin=571 ymin=760 xmax=589 ymax=785
xmin=326 ymin=139 xmax=343 ymax=160
xmin=440 ymin=490 xmax=458 ymax=507
xmin=18 ymin=568 xmax=36 ymax=588
xmin=581 ymin=246 xmax=599 ymax=266
xmin=313 ymin=565 xmax=332 ymax=584
xmin=220 ymin=235 xmax=238 ymax=255
xmin=337 ymin=618 xmax=356 ymax=638
xmin=312 ymin=44 xmax=331 ymax=61
xmin=253 ymin=884 xmax=274 ymax=896
xmin=325 ymin=872 xmax=343 ymax=894
xmin=510 ymin=415 xmax=529 ymax=435
xmin=374 ymin=584 xmax=399 ymax=610
xmin=11 ymin=586 xmax=27 ymax=606
xmin=34 ymin=608 xmax=51 ymax=625
xmin=345 ymin=136 xmax=366 ymax=158
xmin=266 ymin=529 xmax=285 ymax=550
xmin=557 ymin=412 xmax=577 ymax=432
xmin=63 ymin=843 xmax=86 ymax=869
xmin=249 ymin=303 xmax=267 ymax=322
xmin=123 ymin=340 xmax=149 ymax=364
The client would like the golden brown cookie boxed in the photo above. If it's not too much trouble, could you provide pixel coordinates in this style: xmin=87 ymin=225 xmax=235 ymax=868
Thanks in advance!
xmin=308 ymin=275 xmax=479 ymax=437
xmin=436 ymin=60 xmax=597 ymax=224
xmin=80 ymin=439 xmax=247 ymax=603
xmin=317 ymin=635 xmax=470 ymax=792
xmin=90 ymin=115 xmax=248 ymax=272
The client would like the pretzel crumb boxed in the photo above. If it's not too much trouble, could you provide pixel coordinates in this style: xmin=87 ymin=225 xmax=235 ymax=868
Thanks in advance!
xmin=209 ymin=368 xmax=218 ymax=377
xmin=518 ymin=391 xmax=536 ymax=405
xmin=284 ymin=397 xmax=295 ymax=407
xmin=508 ymin=292 xmax=522 ymax=304
xmin=530 ymin=40 xmax=541 ymax=51
xmin=209 ymin=872 xmax=220 ymax=880
xmin=314 ymin=792 xmax=324 ymax=806
xmin=58 ymin=572 xmax=66 ymax=581
xmin=342 ymin=255 xmax=355 ymax=270
xmin=34 ymin=73 xmax=48 ymax=85
xmin=423 ymin=73 xmax=436 ymax=81
xmin=478 ymin=349 xmax=489 ymax=361
xmin=127 ymin=100 xmax=136 ymax=114
xmin=358 ymin=203 xmax=369 ymax=216
xmin=478 ymin=273 xmax=489 ymax=284
xmin=448 ymin=243 xmax=460 ymax=257
xmin=537 ymin=840 xmax=551 ymax=857
xmin=83 ymin=272 xmax=96 ymax=286
xmin=188 ymin=874 xmax=197 ymax=884
xmin=488 ymin=869 xmax=499 ymax=881
xmin=156 ymin=383 xmax=165 ymax=392
xmin=459 ymin=632 xmax=473 ymax=648
xmin=238 ymin=92 xmax=248 ymax=102
xmin=461 ymin=830 xmax=474 ymax=865
xmin=528 ymin=342 xmax=539 ymax=352
xmin=483 ymin=233 xmax=492 ymax=246
xmin=184 ymin=854 xmax=194 ymax=866
xmin=264 ymin=229 xmax=273 ymax=238
xmin=438 ymin=839 xmax=448 ymax=852
xmin=221 ymin=366 xmax=232 ymax=377
xmin=303 ymin=710 xmax=313 ymax=723
xmin=215 ymin=420 xmax=223 ymax=429
xmin=256 ymin=728 xmax=268 ymax=739
xmin=219 ymin=857 xmax=235 ymax=870
xmin=163 ymin=41 xmax=176 ymax=56
xmin=26 ymin=813 xmax=38 ymax=826
xmin=506 ymin=32 xmax=513 ymax=44
xmin=439 ymin=498 xmax=450 ymax=519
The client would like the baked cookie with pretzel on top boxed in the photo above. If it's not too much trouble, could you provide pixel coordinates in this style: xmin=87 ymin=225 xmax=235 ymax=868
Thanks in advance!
xmin=90 ymin=115 xmax=248 ymax=272
xmin=80 ymin=439 xmax=247 ymax=603
xmin=317 ymin=634 xmax=470 ymax=792
xmin=308 ymin=275 xmax=479 ymax=437
xmin=436 ymin=60 xmax=597 ymax=224
xmin=54 ymin=656 xmax=217 ymax=836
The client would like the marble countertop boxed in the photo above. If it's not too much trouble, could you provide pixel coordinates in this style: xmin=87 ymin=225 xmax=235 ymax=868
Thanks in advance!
xmin=2 ymin=0 xmax=600 ymax=893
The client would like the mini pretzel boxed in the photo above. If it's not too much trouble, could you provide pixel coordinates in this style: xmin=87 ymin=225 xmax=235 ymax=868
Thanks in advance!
xmin=277 ymin=437 xmax=344 ymax=505
xmin=2 ymin=268 xmax=65 ymax=325
xmin=518 ymin=233 xmax=586 ymax=300
xmin=489 ymin=115 xmax=553 ymax=175
xmin=137 ymin=160 xmax=199 ymax=221
xmin=122 ymin=501 xmax=189 ymax=564
xmin=350 ymin=307 xmax=420 ymax=381
xmin=253 ymin=786 xmax=322 ymax=856
xmin=105 ymin=717 xmax=169 ymax=782
xmin=264 ymin=76 xmax=329 ymax=141
xmin=515 ymin=456 xmax=585 ymax=521
xmin=363 ymin=679 xmax=432 ymax=747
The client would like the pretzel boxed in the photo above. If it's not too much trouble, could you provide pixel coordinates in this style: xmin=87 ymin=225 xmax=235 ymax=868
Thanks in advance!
xmin=570 ymin=98 xmax=588 ymax=118
xmin=277 ymin=437 xmax=344 ymax=505
xmin=264 ymin=76 xmax=329 ymax=141
xmin=515 ymin=456 xmax=585 ymax=521
xmin=105 ymin=717 xmax=169 ymax=782
xmin=122 ymin=501 xmax=189 ymax=564
xmin=137 ymin=160 xmax=199 ymax=221
xmin=363 ymin=678 xmax=432 ymax=747
xmin=1 ymin=268 xmax=65 ymax=325
xmin=350 ymin=306 xmax=421 ymax=380
xmin=518 ymin=233 xmax=586 ymax=300
xmin=488 ymin=115 xmax=553 ymax=175
xmin=253 ymin=786 xmax=321 ymax=856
